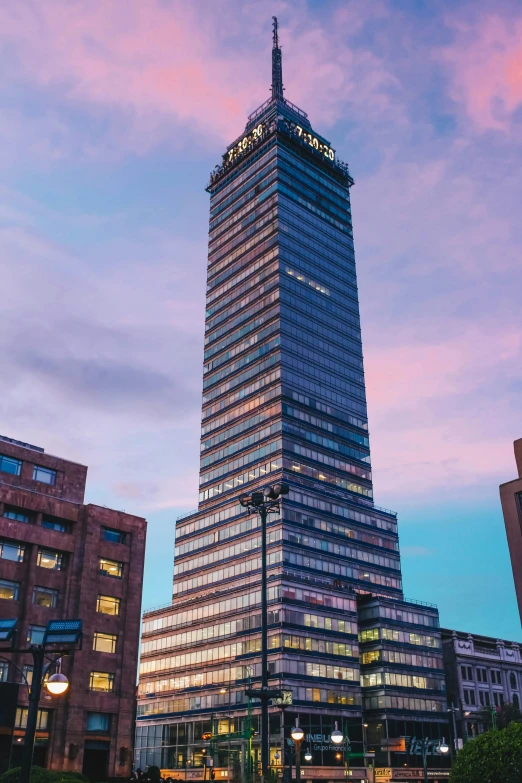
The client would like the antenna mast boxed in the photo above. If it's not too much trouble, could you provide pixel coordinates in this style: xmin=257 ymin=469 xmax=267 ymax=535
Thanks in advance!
xmin=271 ymin=16 xmax=284 ymax=101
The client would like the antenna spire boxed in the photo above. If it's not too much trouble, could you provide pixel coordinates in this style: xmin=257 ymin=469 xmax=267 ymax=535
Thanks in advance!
xmin=271 ymin=16 xmax=284 ymax=101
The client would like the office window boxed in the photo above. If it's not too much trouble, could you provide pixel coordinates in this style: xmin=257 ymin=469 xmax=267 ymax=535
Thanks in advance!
xmin=27 ymin=625 xmax=46 ymax=644
xmin=0 ymin=454 xmax=22 ymax=476
xmin=32 ymin=585 xmax=58 ymax=608
xmin=99 ymin=558 xmax=123 ymax=579
xmin=510 ymin=672 xmax=517 ymax=690
xmin=461 ymin=665 xmax=473 ymax=681
xmin=89 ymin=671 xmax=115 ymax=692
xmin=513 ymin=693 xmax=520 ymax=709
xmin=493 ymin=691 xmax=504 ymax=707
xmin=476 ymin=668 xmax=488 ymax=683
xmin=0 ymin=540 xmax=25 ymax=562
xmin=32 ymin=465 xmax=56 ymax=485
xmin=0 ymin=661 xmax=8 ymax=682
xmin=37 ymin=549 xmax=63 ymax=571
xmin=42 ymin=516 xmax=70 ymax=533
xmin=0 ymin=579 xmax=19 ymax=600
xmin=101 ymin=527 xmax=125 ymax=544
xmin=93 ymin=632 xmax=117 ymax=654
xmin=87 ymin=712 xmax=111 ymax=732
xmin=96 ymin=595 xmax=121 ymax=616
xmin=15 ymin=708 xmax=49 ymax=730
xmin=22 ymin=665 xmax=34 ymax=686
xmin=491 ymin=670 xmax=502 ymax=685
xmin=3 ymin=505 xmax=32 ymax=523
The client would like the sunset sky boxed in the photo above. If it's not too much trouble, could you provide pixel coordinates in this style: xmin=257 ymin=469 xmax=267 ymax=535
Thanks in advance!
xmin=1 ymin=0 xmax=521 ymax=639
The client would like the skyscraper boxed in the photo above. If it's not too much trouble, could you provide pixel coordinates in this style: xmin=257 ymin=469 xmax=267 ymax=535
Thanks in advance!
xmin=136 ymin=21 xmax=449 ymax=779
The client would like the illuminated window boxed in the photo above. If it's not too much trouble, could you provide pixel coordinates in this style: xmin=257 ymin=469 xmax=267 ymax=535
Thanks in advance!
xmin=32 ymin=465 xmax=56 ymax=485
xmin=0 ymin=579 xmax=19 ymax=600
xmin=89 ymin=671 xmax=115 ymax=692
xmin=32 ymin=586 xmax=58 ymax=608
xmin=15 ymin=708 xmax=49 ymax=730
xmin=0 ymin=661 xmax=8 ymax=682
xmin=37 ymin=549 xmax=63 ymax=570
xmin=99 ymin=558 xmax=123 ymax=579
xmin=96 ymin=595 xmax=121 ymax=616
xmin=93 ymin=632 xmax=117 ymax=654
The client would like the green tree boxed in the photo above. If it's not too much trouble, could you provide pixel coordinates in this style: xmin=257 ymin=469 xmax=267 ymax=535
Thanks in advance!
xmin=497 ymin=701 xmax=522 ymax=729
xmin=449 ymin=722 xmax=522 ymax=783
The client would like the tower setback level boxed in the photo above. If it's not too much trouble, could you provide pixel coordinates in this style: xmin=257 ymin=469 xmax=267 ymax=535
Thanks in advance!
xmin=136 ymin=20 xmax=450 ymax=780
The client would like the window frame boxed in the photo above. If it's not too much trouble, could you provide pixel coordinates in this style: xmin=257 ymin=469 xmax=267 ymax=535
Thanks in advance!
xmin=36 ymin=548 xmax=64 ymax=571
xmin=86 ymin=712 xmax=111 ymax=733
xmin=0 ymin=539 xmax=25 ymax=563
xmin=99 ymin=557 xmax=123 ymax=579
xmin=89 ymin=671 xmax=115 ymax=693
xmin=96 ymin=594 xmax=121 ymax=616
xmin=3 ymin=505 xmax=32 ymax=523
xmin=0 ymin=454 xmax=22 ymax=476
xmin=93 ymin=632 xmax=118 ymax=655
xmin=32 ymin=465 xmax=57 ymax=486
xmin=101 ymin=527 xmax=125 ymax=545
xmin=0 ymin=578 xmax=20 ymax=601
xmin=32 ymin=585 xmax=59 ymax=608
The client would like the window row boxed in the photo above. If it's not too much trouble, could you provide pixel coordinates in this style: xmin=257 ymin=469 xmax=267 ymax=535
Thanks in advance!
xmin=175 ymin=529 xmax=280 ymax=576
xmin=198 ymin=457 xmax=282 ymax=504
xmin=284 ymin=529 xmax=400 ymax=572
xmin=358 ymin=604 xmax=439 ymax=629
xmin=284 ymin=550 xmax=402 ymax=591
xmin=202 ymin=364 xmax=280 ymax=421
xmin=363 ymin=695 xmax=445 ymax=712
xmin=200 ymin=401 xmax=280 ymax=454
xmin=361 ymin=671 xmax=445 ymax=691
xmin=288 ymin=487 xmax=396 ymax=534
xmin=0 ymin=581 xmax=121 ymax=618
xmin=200 ymin=419 xmax=280 ymax=468
xmin=361 ymin=649 xmax=443 ymax=670
xmin=2 ymin=504 xmax=126 ymax=546
xmin=462 ymin=665 xmax=512 ymax=687
xmin=176 ymin=516 xmax=259 ymax=557
xmin=285 ymin=457 xmax=372 ymax=500
xmin=0 ymin=454 xmax=56 ymax=485
xmin=359 ymin=627 xmax=441 ymax=649
xmin=174 ymin=551 xmax=280 ymax=596
xmin=284 ymin=508 xmax=398 ymax=553
xmin=283 ymin=419 xmax=370 ymax=466
xmin=283 ymin=365 xmax=366 ymax=419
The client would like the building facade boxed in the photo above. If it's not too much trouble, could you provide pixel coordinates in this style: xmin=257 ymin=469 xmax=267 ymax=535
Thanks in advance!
xmin=0 ymin=434 xmax=146 ymax=780
xmin=136 ymin=20 xmax=450 ymax=782
xmin=442 ymin=628 xmax=522 ymax=740
xmin=499 ymin=438 xmax=522 ymax=625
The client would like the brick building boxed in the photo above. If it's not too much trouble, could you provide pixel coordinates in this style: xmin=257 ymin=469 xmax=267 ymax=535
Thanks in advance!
xmin=0 ymin=435 xmax=146 ymax=780
xmin=500 ymin=438 xmax=522 ymax=625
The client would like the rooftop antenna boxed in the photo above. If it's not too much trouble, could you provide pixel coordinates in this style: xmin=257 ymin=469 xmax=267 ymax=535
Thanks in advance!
xmin=271 ymin=16 xmax=284 ymax=101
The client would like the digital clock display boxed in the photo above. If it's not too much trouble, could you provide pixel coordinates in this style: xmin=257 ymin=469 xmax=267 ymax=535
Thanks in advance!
xmin=295 ymin=125 xmax=335 ymax=161
xmin=226 ymin=123 xmax=265 ymax=163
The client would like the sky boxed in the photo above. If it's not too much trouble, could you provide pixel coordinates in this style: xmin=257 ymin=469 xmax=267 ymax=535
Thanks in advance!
xmin=0 ymin=0 xmax=521 ymax=639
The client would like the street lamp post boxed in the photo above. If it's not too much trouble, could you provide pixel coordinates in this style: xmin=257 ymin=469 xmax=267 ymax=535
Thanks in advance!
xmin=239 ymin=482 xmax=290 ymax=780
xmin=0 ymin=619 xmax=83 ymax=783
xmin=421 ymin=737 xmax=448 ymax=783
xmin=290 ymin=720 xmax=304 ymax=783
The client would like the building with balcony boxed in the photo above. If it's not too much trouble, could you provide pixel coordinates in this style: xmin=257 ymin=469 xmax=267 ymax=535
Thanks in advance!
xmin=0 ymin=434 xmax=146 ymax=781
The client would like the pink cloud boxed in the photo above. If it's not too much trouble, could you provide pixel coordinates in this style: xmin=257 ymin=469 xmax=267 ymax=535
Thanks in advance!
xmin=0 ymin=1 xmax=398 ymax=156
xmin=441 ymin=13 xmax=522 ymax=131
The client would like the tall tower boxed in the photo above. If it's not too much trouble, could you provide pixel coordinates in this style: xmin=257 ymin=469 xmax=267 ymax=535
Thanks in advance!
xmin=136 ymin=21 xmax=449 ymax=777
